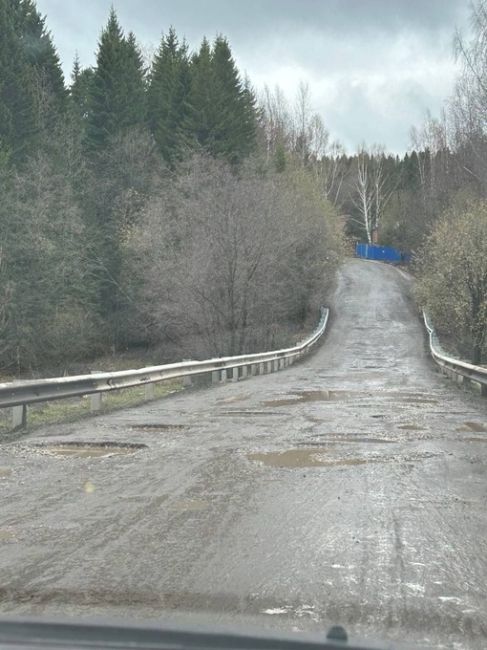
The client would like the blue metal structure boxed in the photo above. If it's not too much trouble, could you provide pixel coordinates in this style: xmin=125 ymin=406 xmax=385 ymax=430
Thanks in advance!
xmin=355 ymin=242 xmax=408 ymax=264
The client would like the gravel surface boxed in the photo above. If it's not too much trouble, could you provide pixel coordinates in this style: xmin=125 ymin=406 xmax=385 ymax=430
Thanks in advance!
xmin=1 ymin=259 xmax=486 ymax=649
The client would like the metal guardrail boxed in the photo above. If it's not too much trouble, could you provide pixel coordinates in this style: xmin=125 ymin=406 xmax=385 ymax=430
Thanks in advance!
xmin=2 ymin=308 xmax=329 ymax=428
xmin=423 ymin=311 xmax=487 ymax=396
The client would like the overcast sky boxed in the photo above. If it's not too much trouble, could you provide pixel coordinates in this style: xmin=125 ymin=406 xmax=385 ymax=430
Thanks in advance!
xmin=36 ymin=0 xmax=472 ymax=154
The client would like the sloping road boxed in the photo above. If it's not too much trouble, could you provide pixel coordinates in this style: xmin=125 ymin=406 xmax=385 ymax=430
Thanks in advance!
xmin=1 ymin=260 xmax=487 ymax=649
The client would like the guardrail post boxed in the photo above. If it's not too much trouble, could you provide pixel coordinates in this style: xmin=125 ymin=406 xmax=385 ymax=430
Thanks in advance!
xmin=250 ymin=364 xmax=257 ymax=376
xmin=232 ymin=367 xmax=239 ymax=382
xmin=145 ymin=383 xmax=155 ymax=400
xmin=12 ymin=404 xmax=27 ymax=429
xmin=220 ymin=369 xmax=228 ymax=383
xmin=273 ymin=359 xmax=279 ymax=372
xmin=90 ymin=371 xmax=103 ymax=412
xmin=241 ymin=366 xmax=248 ymax=379
xmin=90 ymin=392 xmax=102 ymax=412
xmin=182 ymin=360 xmax=192 ymax=387
xmin=211 ymin=370 xmax=220 ymax=385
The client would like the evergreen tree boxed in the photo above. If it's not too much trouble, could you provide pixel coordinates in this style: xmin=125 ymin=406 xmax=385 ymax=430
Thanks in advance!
xmin=86 ymin=9 xmax=146 ymax=150
xmin=210 ymin=37 xmax=256 ymax=162
xmin=147 ymin=27 xmax=191 ymax=165
xmin=185 ymin=38 xmax=215 ymax=153
xmin=123 ymin=32 xmax=147 ymax=126
xmin=13 ymin=0 xmax=67 ymax=117
xmin=70 ymin=54 xmax=94 ymax=124
xmin=0 ymin=0 xmax=37 ymax=162
xmin=185 ymin=36 xmax=257 ymax=163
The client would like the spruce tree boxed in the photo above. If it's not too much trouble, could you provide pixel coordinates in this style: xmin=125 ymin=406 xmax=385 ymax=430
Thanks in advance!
xmin=86 ymin=9 xmax=146 ymax=150
xmin=123 ymin=32 xmax=147 ymax=126
xmin=185 ymin=36 xmax=257 ymax=163
xmin=185 ymin=38 xmax=215 ymax=152
xmin=211 ymin=36 xmax=256 ymax=161
xmin=13 ymin=0 xmax=67 ymax=117
xmin=0 ymin=0 xmax=37 ymax=162
xmin=148 ymin=27 xmax=191 ymax=165
xmin=70 ymin=54 xmax=94 ymax=124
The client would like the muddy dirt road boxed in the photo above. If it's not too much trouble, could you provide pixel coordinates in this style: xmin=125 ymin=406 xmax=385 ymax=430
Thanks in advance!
xmin=1 ymin=260 xmax=487 ymax=649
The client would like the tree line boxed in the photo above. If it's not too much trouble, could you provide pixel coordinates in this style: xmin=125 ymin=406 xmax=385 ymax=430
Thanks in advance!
xmin=0 ymin=0 xmax=343 ymax=375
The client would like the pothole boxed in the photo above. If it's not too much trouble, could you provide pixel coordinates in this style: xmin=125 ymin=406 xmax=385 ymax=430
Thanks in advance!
xmin=399 ymin=397 xmax=438 ymax=404
xmin=132 ymin=424 xmax=188 ymax=431
xmin=217 ymin=394 xmax=250 ymax=404
xmin=247 ymin=449 xmax=437 ymax=468
xmin=31 ymin=442 xmax=147 ymax=458
xmin=0 ymin=529 xmax=15 ymax=541
xmin=263 ymin=390 xmax=350 ymax=407
xmin=298 ymin=437 xmax=395 ymax=445
xmin=168 ymin=498 xmax=208 ymax=512
xmin=216 ymin=410 xmax=282 ymax=416
xmin=398 ymin=424 xmax=424 ymax=431
xmin=247 ymin=448 xmax=370 ymax=468
xmin=464 ymin=421 xmax=487 ymax=433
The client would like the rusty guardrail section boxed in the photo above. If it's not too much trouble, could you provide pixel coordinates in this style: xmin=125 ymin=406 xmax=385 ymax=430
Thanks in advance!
xmin=2 ymin=308 xmax=329 ymax=428
xmin=423 ymin=311 xmax=487 ymax=396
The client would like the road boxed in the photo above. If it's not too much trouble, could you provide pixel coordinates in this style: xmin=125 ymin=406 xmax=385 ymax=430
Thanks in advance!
xmin=1 ymin=259 xmax=487 ymax=649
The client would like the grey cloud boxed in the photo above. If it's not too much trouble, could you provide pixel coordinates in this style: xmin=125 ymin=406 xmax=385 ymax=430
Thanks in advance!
xmin=36 ymin=0 xmax=471 ymax=152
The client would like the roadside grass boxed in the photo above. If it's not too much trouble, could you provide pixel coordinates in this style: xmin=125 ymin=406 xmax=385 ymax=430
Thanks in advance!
xmin=0 ymin=380 xmax=183 ymax=438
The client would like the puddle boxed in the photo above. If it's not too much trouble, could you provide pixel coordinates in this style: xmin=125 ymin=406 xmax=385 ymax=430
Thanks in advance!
xmin=299 ymin=437 xmax=395 ymax=445
xmin=0 ymin=468 xmax=12 ymax=478
xmin=263 ymin=390 xmax=349 ymax=407
xmin=168 ymin=498 xmax=208 ymax=512
xmin=32 ymin=442 xmax=147 ymax=458
xmin=217 ymin=410 xmax=282 ymax=416
xmin=263 ymin=390 xmax=438 ymax=408
xmin=398 ymin=397 xmax=438 ymax=404
xmin=398 ymin=424 xmax=424 ymax=431
xmin=248 ymin=448 xmax=437 ymax=468
xmin=218 ymin=394 xmax=250 ymax=404
xmin=133 ymin=424 xmax=188 ymax=431
xmin=464 ymin=422 xmax=487 ymax=433
xmin=247 ymin=448 xmax=369 ymax=468
xmin=0 ymin=529 xmax=15 ymax=542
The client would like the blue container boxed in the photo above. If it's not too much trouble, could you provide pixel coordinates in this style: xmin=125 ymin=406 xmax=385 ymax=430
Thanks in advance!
xmin=355 ymin=243 xmax=405 ymax=264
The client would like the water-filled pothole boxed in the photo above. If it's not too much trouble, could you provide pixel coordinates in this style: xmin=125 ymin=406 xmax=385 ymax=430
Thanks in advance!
xmin=248 ymin=448 xmax=437 ymax=468
xmin=217 ymin=394 xmax=250 ymax=404
xmin=399 ymin=397 xmax=438 ymax=404
xmin=32 ymin=442 xmax=147 ymax=458
xmin=398 ymin=424 xmax=424 ymax=431
xmin=133 ymin=424 xmax=188 ymax=432
xmin=168 ymin=498 xmax=208 ymax=512
xmin=263 ymin=390 xmax=349 ymax=407
xmin=464 ymin=421 xmax=487 ymax=433
xmin=216 ymin=410 xmax=282 ymax=416
xmin=298 ymin=437 xmax=395 ymax=445
xmin=247 ymin=448 xmax=370 ymax=468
